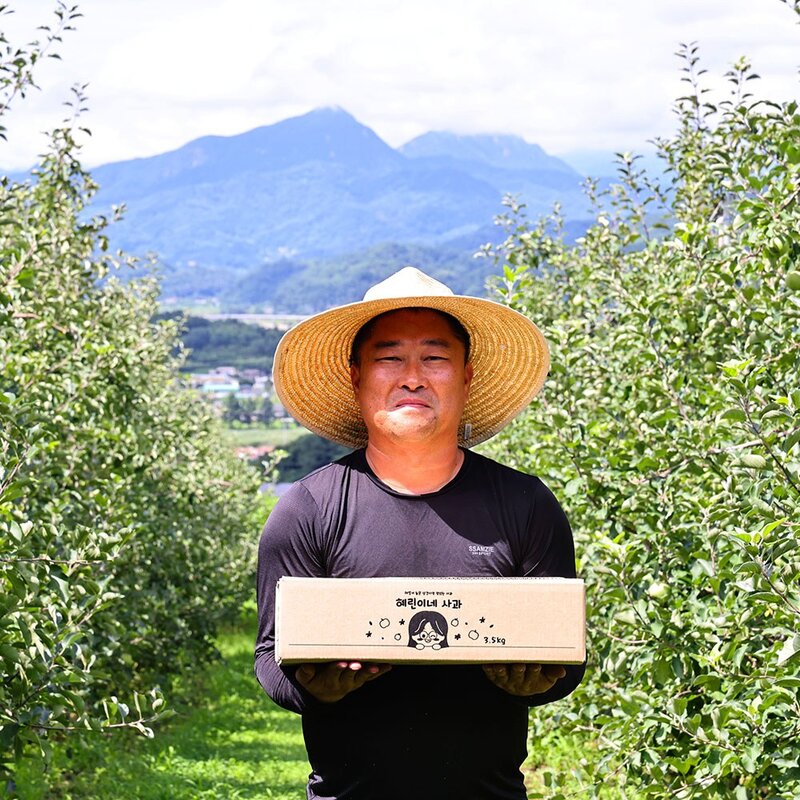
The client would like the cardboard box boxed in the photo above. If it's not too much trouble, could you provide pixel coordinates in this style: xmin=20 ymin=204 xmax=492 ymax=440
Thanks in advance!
xmin=275 ymin=576 xmax=585 ymax=665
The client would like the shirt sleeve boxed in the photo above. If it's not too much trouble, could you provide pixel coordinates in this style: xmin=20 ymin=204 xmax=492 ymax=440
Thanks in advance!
xmin=519 ymin=478 xmax=586 ymax=707
xmin=254 ymin=482 xmax=329 ymax=714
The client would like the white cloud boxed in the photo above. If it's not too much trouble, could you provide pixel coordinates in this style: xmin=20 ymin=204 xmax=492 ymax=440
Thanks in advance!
xmin=1 ymin=0 xmax=797 ymax=169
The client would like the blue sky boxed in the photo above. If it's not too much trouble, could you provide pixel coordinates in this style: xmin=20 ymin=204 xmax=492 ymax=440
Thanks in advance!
xmin=2 ymin=0 xmax=799 ymax=171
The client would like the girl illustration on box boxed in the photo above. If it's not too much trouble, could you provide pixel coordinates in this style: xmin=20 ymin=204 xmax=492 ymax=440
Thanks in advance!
xmin=408 ymin=611 xmax=449 ymax=650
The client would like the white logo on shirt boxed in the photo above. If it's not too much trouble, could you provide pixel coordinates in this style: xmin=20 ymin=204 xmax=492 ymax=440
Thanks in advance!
xmin=468 ymin=545 xmax=495 ymax=556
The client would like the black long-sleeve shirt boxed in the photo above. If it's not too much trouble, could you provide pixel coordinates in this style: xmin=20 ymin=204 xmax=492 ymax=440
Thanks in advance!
xmin=255 ymin=448 xmax=585 ymax=800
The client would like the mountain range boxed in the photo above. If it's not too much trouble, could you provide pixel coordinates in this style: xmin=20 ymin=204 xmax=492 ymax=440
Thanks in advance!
xmin=8 ymin=107 xmax=603 ymax=310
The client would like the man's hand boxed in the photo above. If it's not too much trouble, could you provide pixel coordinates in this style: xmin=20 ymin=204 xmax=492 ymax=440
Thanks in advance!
xmin=482 ymin=663 xmax=566 ymax=696
xmin=295 ymin=661 xmax=392 ymax=703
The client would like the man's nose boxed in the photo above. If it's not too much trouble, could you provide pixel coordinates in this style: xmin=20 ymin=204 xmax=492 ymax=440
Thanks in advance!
xmin=399 ymin=360 xmax=426 ymax=391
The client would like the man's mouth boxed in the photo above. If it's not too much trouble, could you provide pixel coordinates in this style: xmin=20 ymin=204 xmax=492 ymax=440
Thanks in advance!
xmin=394 ymin=399 xmax=429 ymax=409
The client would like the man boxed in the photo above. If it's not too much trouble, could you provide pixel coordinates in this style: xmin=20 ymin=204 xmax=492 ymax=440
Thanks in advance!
xmin=255 ymin=267 xmax=584 ymax=799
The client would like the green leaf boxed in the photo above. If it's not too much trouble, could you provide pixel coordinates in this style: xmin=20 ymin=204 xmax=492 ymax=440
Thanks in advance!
xmin=16 ymin=268 xmax=35 ymax=289
xmin=739 ymin=454 xmax=768 ymax=469
xmin=783 ymin=428 xmax=800 ymax=452
xmin=720 ymin=408 xmax=747 ymax=422
xmin=0 ymin=644 xmax=20 ymax=664
xmin=0 ymin=724 xmax=20 ymax=751
xmin=777 ymin=633 xmax=800 ymax=666
xmin=719 ymin=358 xmax=754 ymax=377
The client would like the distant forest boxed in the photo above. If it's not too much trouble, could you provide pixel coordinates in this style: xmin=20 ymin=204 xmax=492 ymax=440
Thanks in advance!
xmin=156 ymin=241 xmax=505 ymax=313
xmin=219 ymin=243 xmax=488 ymax=314
xmin=277 ymin=434 xmax=352 ymax=482
xmin=156 ymin=313 xmax=283 ymax=373
xmin=155 ymin=241 xmax=497 ymax=371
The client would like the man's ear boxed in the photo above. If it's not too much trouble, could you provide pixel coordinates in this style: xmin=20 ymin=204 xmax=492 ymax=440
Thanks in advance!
xmin=464 ymin=362 xmax=474 ymax=395
xmin=350 ymin=364 xmax=360 ymax=393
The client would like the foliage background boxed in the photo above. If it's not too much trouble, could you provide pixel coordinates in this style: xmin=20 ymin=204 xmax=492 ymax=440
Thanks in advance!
xmin=1 ymin=5 xmax=264 ymax=789
xmin=484 ymin=34 xmax=800 ymax=800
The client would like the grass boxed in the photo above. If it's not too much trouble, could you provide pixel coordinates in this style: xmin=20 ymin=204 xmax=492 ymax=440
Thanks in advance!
xmin=11 ymin=628 xmax=308 ymax=800
xmin=525 ymin=736 xmax=626 ymax=799
xmin=10 ymin=627 xmax=630 ymax=799
xmin=222 ymin=426 xmax=307 ymax=448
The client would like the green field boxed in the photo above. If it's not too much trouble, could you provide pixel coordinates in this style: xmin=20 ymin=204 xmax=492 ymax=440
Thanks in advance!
xmin=12 ymin=627 xmax=309 ymax=800
xmin=222 ymin=425 xmax=308 ymax=448
xmin=10 ymin=624 xmax=626 ymax=799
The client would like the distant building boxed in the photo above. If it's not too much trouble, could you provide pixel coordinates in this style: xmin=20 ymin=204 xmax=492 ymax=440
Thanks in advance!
xmin=241 ymin=368 xmax=268 ymax=381
xmin=199 ymin=377 xmax=240 ymax=395
xmin=190 ymin=366 xmax=273 ymax=400
xmin=235 ymin=443 xmax=275 ymax=461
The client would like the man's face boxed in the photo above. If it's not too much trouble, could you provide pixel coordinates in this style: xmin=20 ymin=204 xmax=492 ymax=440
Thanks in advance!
xmin=350 ymin=309 xmax=473 ymax=447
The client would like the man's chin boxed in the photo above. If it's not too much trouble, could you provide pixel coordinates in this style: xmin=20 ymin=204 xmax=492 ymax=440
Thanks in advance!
xmin=374 ymin=409 xmax=437 ymax=441
xmin=387 ymin=422 xmax=437 ymax=441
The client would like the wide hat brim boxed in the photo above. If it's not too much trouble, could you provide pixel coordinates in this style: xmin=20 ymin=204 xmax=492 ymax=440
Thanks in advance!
xmin=273 ymin=274 xmax=550 ymax=450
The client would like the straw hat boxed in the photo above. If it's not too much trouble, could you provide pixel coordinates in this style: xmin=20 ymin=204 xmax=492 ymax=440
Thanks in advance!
xmin=272 ymin=267 xmax=550 ymax=449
